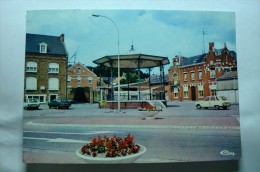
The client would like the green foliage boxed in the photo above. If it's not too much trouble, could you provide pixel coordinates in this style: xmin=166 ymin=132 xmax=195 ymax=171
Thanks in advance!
xmin=86 ymin=65 xmax=149 ymax=84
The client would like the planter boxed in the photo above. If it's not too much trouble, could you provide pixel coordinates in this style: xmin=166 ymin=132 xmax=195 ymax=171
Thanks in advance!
xmin=76 ymin=144 xmax=146 ymax=164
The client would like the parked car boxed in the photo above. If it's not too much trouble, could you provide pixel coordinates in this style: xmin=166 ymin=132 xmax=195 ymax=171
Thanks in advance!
xmin=24 ymin=98 xmax=40 ymax=110
xmin=67 ymin=99 xmax=78 ymax=104
xmin=48 ymin=98 xmax=71 ymax=109
xmin=195 ymin=96 xmax=231 ymax=110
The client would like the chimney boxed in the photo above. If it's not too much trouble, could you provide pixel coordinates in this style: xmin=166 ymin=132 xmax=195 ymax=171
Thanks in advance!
xmin=60 ymin=33 xmax=64 ymax=42
xmin=209 ymin=42 xmax=214 ymax=51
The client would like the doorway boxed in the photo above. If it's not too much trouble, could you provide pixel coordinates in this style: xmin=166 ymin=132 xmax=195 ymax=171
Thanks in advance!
xmin=191 ymin=86 xmax=196 ymax=101
xmin=49 ymin=94 xmax=57 ymax=102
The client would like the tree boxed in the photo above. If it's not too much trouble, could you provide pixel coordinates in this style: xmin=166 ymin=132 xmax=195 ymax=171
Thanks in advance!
xmin=86 ymin=65 xmax=149 ymax=83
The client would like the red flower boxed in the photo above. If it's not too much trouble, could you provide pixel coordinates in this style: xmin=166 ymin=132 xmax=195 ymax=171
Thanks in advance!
xmin=125 ymin=133 xmax=134 ymax=143
xmin=106 ymin=140 xmax=112 ymax=149
xmin=92 ymin=137 xmax=97 ymax=146
xmin=97 ymin=135 xmax=103 ymax=146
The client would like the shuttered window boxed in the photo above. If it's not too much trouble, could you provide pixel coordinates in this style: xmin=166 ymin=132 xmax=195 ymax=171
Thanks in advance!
xmin=48 ymin=78 xmax=59 ymax=90
xmin=48 ymin=63 xmax=59 ymax=73
xmin=26 ymin=61 xmax=37 ymax=72
xmin=26 ymin=77 xmax=37 ymax=90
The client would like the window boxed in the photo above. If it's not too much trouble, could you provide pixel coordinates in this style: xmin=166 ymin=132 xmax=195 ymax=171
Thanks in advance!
xmin=216 ymin=59 xmax=221 ymax=65
xmin=198 ymin=84 xmax=204 ymax=97
xmin=191 ymin=71 xmax=195 ymax=80
xmin=48 ymin=63 xmax=59 ymax=73
xmin=25 ymin=94 xmax=46 ymax=103
xmin=77 ymin=67 xmax=81 ymax=74
xmin=39 ymin=42 xmax=47 ymax=53
xmin=210 ymin=69 xmax=216 ymax=78
xmin=77 ymin=76 xmax=81 ymax=84
xmin=183 ymin=85 xmax=188 ymax=98
xmin=199 ymin=91 xmax=204 ymax=97
xmin=224 ymin=68 xmax=230 ymax=74
xmin=211 ymin=89 xmax=216 ymax=96
xmin=88 ymin=77 xmax=93 ymax=85
xmin=26 ymin=77 xmax=37 ymax=90
xmin=198 ymin=69 xmax=202 ymax=80
xmin=183 ymin=72 xmax=187 ymax=81
xmin=204 ymin=97 xmax=210 ymax=101
xmin=184 ymin=91 xmax=188 ymax=98
xmin=173 ymin=73 xmax=178 ymax=84
xmin=174 ymin=87 xmax=178 ymax=98
xmin=48 ymin=78 xmax=59 ymax=90
xmin=26 ymin=61 xmax=37 ymax=72
xmin=67 ymin=77 xmax=71 ymax=84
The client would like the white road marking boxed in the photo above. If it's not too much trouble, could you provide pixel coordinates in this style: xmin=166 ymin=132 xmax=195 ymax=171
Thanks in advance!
xmin=25 ymin=121 xmax=240 ymax=130
xmin=23 ymin=137 xmax=87 ymax=143
xmin=23 ymin=130 xmax=121 ymax=135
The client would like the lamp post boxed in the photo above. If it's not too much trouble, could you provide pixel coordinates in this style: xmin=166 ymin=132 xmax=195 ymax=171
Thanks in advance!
xmin=92 ymin=14 xmax=121 ymax=111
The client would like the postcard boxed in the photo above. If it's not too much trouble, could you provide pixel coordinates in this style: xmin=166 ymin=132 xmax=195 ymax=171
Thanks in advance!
xmin=23 ymin=9 xmax=240 ymax=164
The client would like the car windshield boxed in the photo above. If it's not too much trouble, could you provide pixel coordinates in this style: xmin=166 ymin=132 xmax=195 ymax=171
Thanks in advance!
xmin=220 ymin=96 xmax=227 ymax=100
xmin=29 ymin=99 xmax=38 ymax=103
xmin=204 ymin=97 xmax=210 ymax=101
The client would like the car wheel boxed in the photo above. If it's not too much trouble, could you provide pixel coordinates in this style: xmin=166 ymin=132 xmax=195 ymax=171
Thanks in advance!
xmin=215 ymin=105 xmax=220 ymax=110
xmin=196 ymin=104 xmax=201 ymax=109
xmin=223 ymin=106 xmax=227 ymax=110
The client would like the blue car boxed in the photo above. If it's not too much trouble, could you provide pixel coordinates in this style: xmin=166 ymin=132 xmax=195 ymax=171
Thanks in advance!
xmin=48 ymin=98 xmax=71 ymax=109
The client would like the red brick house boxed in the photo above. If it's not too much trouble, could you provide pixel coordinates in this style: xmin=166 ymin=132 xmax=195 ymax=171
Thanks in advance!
xmin=24 ymin=33 xmax=67 ymax=103
xmin=67 ymin=62 xmax=98 ymax=103
xmin=168 ymin=42 xmax=237 ymax=101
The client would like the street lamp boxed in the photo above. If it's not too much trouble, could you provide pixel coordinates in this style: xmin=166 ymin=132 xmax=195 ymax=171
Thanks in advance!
xmin=92 ymin=14 xmax=121 ymax=111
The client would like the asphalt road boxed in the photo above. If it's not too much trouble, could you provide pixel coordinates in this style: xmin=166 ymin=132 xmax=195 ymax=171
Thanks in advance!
xmin=23 ymin=101 xmax=241 ymax=163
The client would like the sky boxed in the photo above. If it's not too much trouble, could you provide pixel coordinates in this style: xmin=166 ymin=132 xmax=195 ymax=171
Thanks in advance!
xmin=26 ymin=10 xmax=236 ymax=74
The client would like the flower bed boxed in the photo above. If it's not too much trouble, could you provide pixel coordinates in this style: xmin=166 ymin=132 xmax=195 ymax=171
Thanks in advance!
xmin=79 ymin=134 xmax=142 ymax=158
xmin=137 ymin=104 xmax=163 ymax=112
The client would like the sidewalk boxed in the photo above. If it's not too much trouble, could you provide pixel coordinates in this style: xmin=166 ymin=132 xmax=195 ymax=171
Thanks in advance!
xmin=31 ymin=115 xmax=240 ymax=130
xmin=26 ymin=102 xmax=240 ymax=129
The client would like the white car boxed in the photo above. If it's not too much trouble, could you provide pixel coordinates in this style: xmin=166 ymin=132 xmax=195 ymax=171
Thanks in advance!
xmin=24 ymin=98 xmax=40 ymax=110
xmin=195 ymin=96 xmax=231 ymax=110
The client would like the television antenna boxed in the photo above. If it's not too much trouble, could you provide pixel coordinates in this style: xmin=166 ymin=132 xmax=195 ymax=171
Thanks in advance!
xmin=200 ymin=28 xmax=207 ymax=54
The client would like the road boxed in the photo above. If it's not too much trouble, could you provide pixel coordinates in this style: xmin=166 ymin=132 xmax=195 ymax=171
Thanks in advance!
xmin=23 ymin=101 xmax=241 ymax=163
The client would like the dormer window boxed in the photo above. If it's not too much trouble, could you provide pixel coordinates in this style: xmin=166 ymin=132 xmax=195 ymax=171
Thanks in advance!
xmin=39 ymin=42 xmax=47 ymax=53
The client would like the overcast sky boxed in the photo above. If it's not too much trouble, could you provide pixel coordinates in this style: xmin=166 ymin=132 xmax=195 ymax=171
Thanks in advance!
xmin=26 ymin=10 xmax=236 ymax=74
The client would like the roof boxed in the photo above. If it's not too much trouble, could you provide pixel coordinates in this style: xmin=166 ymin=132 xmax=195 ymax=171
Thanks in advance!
xmin=68 ymin=62 xmax=97 ymax=77
xmin=179 ymin=49 xmax=237 ymax=67
xmin=93 ymin=53 xmax=170 ymax=69
xmin=26 ymin=33 xmax=67 ymax=55
xmin=217 ymin=70 xmax=238 ymax=81
xmin=180 ymin=54 xmax=206 ymax=66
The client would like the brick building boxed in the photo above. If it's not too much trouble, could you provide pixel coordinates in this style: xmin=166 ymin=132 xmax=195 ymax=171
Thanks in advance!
xmin=168 ymin=42 xmax=237 ymax=101
xmin=67 ymin=62 xmax=98 ymax=103
xmin=24 ymin=33 xmax=67 ymax=103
